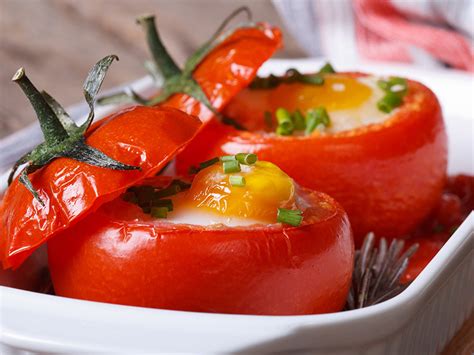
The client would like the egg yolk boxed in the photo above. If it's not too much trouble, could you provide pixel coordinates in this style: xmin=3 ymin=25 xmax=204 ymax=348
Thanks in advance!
xmin=268 ymin=75 xmax=373 ymax=113
xmin=174 ymin=161 xmax=296 ymax=223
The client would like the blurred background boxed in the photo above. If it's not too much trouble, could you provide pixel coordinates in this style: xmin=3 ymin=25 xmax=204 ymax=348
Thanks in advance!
xmin=1 ymin=0 xmax=472 ymax=138
xmin=0 ymin=0 xmax=302 ymax=138
xmin=0 ymin=0 xmax=473 ymax=352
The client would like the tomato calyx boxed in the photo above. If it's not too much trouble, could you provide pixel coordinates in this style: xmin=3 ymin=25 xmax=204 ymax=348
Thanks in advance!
xmin=8 ymin=55 xmax=140 ymax=205
xmin=98 ymin=7 xmax=253 ymax=129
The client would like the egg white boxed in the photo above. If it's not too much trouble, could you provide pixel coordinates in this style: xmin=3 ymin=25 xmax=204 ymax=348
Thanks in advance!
xmin=164 ymin=207 xmax=262 ymax=227
xmin=325 ymin=76 xmax=391 ymax=134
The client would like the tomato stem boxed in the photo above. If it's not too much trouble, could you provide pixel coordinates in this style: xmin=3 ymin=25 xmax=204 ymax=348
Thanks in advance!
xmin=8 ymin=56 xmax=140 ymax=204
xmin=136 ymin=15 xmax=181 ymax=80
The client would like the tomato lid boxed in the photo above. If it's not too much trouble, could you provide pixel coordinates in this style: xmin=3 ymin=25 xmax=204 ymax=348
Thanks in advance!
xmin=0 ymin=105 xmax=201 ymax=269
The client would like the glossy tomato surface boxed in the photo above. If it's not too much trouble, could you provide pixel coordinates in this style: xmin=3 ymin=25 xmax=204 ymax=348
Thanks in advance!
xmin=1 ymin=107 xmax=201 ymax=269
xmin=176 ymin=78 xmax=448 ymax=246
xmin=48 ymin=178 xmax=354 ymax=315
xmin=162 ymin=24 xmax=282 ymax=123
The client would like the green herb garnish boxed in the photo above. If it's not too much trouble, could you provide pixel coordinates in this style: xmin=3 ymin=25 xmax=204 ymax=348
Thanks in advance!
xmin=151 ymin=207 xmax=169 ymax=219
xmin=124 ymin=179 xmax=190 ymax=217
xmin=223 ymin=160 xmax=241 ymax=174
xmin=292 ymin=110 xmax=306 ymax=131
xmin=377 ymin=92 xmax=403 ymax=113
xmin=250 ymin=62 xmax=336 ymax=90
xmin=235 ymin=153 xmax=258 ymax=165
xmin=305 ymin=107 xmax=331 ymax=135
xmin=275 ymin=108 xmax=294 ymax=136
xmin=277 ymin=208 xmax=303 ymax=226
xmin=199 ymin=157 xmax=220 ymax=170
xmin=220 ymin=155 xmax=237 ymax=162
xmin=376 ymin=77 xmax=408 ymax=113
xmin=318 ymin=62 xmax=336 ymax=74
xmin=229 ymin=175 xmax=246 ymax=187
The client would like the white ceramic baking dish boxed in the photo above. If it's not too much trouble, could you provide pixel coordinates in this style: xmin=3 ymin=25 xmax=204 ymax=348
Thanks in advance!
xmin=0 ymin=59 xmax=473 ymax=354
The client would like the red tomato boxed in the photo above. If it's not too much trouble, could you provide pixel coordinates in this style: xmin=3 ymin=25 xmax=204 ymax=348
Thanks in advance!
xmin=1 ymin=107 xmax=201 ymax=269
xmin=48 ymin=177 xmax=354 ymax=315
xmin=162 ymin=24 xmax=282 ymax=123
xmin=176 ymin=77 xmax=448 ymax=246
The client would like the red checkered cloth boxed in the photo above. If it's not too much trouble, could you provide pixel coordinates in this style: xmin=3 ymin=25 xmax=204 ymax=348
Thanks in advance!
xmin=274 ymin=0 xmax=474 ymax=71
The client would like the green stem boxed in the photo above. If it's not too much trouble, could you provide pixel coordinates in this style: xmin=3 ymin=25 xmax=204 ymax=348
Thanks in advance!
xmin=12 ymin=68 xmax=69 ymax=144
xmin=137 ymin=15 xmax=181 ymax=79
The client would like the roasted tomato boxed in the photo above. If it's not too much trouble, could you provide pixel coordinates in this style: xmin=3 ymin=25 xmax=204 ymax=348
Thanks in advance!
xmin=48 ymin=159 xmax=354 ymax=315
xmin=176 ymin=73 xmax=448 ymax=246
xmin=161 ymin=24 xmax=282 ymax=122
xmin=1 ymin=106 xmax=200 ymax=269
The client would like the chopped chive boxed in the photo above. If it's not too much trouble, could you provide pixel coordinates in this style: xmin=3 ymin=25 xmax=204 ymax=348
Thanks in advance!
xmin=276 ymin=126 xmax=292 ymax=136
xmin=151 ymin=206 xmax=168 ymax=219
xmin=377 ymin=80 xmax=390 ymax=91
xmin=305 ymin=107 xmax=330 ymax=135
xmin=188 ymin=166 xmax=199 ymax=175
xmin=152 ymin=198 xmax=173 ymax=211
xmin=292 ymin=110 xmax=306 ymax=130
xmin=277 ymin=208 xmax=303 ymax=226
xmin=141 ymin=206 xmax=152 ymax=214
xmin=264 ymin=111 xmax=273 ymax=128
xmin=387 ymin=77 xmax=407 ymax=88
xmin=223 ymin=160 xmax=241 ymax=173
xmin=235 ymin=153 xmax=258 ymax=165
xmin=172 ymin=179 xmax=191 ymax=190
xmin=153 ymin=184 xmax=179 ymax=199
xmin=220 ymin=155 xmax=236 ymax=162
xmin=130 ymin=185 xmax=155 ymax=203
xmin=229 ymin=175 xmax=246 ymax=187
xmin=377 ymin=77 xmax=407 ymax=95
xmin=319 ymin=62 xmax=336 ymax=74
xmin=377 ymin=92 xmax=402 ymax=113
xmin=275 ymin=108 xmax=294 ymax=135
xmin=199 ymin=157 xmax=219 ymax=170
xmin=122 ymin=191 xmax=138 ymax=204
xmin=299 ymin=73 xmax=324 ymax=85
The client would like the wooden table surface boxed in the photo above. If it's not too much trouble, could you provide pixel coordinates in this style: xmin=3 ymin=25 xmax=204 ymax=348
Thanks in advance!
xmin=0 ymin=1 xmax=472 ymax=353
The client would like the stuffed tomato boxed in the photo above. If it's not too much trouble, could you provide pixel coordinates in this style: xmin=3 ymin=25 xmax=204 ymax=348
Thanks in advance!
xmin=176 ymin=69 xmax=448 ymax=245
xmin=48 ymin=156 xmax=354 ymax=315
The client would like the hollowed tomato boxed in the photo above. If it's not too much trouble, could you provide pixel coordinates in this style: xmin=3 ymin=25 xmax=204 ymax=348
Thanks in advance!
xmin=48 ymin=177 xmax=354 ymax=315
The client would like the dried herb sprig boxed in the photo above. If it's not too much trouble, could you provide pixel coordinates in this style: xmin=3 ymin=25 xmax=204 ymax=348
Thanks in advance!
xmin=346 ymin=232 xmax=419 ymax=310
xmin=98 ymin=7 xmax=254 ymax=121
xmin=8 ymin=55 xmax=140 ymax=205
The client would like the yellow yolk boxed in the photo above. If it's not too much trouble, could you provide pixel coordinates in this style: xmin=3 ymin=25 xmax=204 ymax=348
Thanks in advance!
xmin=269 ymin=75 xmax=373 ymax=113
xmin=173 ymin=161 xmax=296 ymax=223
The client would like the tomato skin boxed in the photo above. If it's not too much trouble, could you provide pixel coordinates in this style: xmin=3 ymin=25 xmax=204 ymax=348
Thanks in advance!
xmin=1 ymin=25 xmax=281 ymax=270
xmin=48 ymin=186 xmax=354 ymax=315
xmin=162 ymin=25 xmax=282 ymax=122
xmin=176 ymin=79 xmax=448 ymax=246
xmin=1 ymin=107 xmax=201 ymax=269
